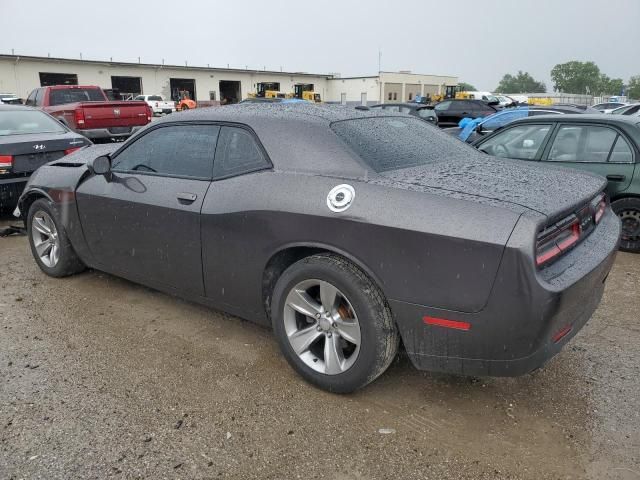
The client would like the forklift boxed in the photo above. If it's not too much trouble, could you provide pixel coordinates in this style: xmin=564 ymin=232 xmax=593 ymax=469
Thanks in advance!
xmin=252 ymin=82 xmax=285 ymax=99
xmin=294 ymin=84 xmax=321 ymax=102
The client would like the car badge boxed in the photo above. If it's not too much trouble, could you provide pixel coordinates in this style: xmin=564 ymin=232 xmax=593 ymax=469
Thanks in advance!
xmin=113 ymin=108 xmax=121 ymax=116
xmin=33 ymin=144 xmax=46 ymax=150
xmin=327 ymin=184 xmax=355 ymax=212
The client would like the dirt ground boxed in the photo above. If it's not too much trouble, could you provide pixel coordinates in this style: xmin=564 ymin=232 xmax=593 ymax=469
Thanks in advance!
xmin=0 ymin=214 xmax=638 ymax=480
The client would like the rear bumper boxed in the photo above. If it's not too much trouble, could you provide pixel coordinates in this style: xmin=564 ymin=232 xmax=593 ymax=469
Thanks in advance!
xmin=152 ymin=107 xmax=176 ymax=114
xmin=390 ymin=210 xmax=620 ymax=377
xmin=79 ymin=125 xmax=144 ymax=140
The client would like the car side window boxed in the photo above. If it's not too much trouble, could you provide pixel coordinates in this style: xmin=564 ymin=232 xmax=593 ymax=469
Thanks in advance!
xmin=25 ymin=90 xmax=37 ymax=106
xmin=609 ymin=135 xmax=634 ymax=163
xmin=383 ymin=105 xmax=401 ymax=112
xmin=434 ymin=101 xmax=451 ymax=111
xmin=213 ymin=126 xmax=270 ymax=179
xmin=34 ymin=89 xmax=44 ymax=106
xmin=478 ymin=124 xmax=552 ymax=160
xmin=112 ymin=124 xmax=219 ymax=179
xmin=134 ymin=96 xmax=145 ymax=101
xmin=547 ymin=125 xmax=617 ymax=163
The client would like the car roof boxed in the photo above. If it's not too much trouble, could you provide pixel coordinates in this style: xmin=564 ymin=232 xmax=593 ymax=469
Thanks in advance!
xmin=511 ymin=114 xmax=640 ymax=125
xmin=0 ymin=104 xmax=35 ymax=111
xmin=371 ymin=103 xmax=431 ymax=109
xmin=154 ymin=103 xmax=411 ymax=178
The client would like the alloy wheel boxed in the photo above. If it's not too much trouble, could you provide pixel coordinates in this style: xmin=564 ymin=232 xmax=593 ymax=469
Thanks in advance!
xmin=31 ymin=210 xmax=60 ymax=268
xmin=283 ymin=279 xmax=361 ymax=375
xmin=618 ymin=208 xmax=640 ymax=243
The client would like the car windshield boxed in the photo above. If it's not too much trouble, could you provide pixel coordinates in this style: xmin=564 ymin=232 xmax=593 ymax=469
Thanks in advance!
xmin=49 ymin=88 xmax=105 ymax=105
xmin=331 ymin=116 xmax=475 ymax=172
xmin=0 ymin=110 xmax=66 ymax=136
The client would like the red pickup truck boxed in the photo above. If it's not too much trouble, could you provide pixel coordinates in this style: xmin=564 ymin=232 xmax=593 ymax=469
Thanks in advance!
xmin=25 ymin=85 xmax=152 ymax=141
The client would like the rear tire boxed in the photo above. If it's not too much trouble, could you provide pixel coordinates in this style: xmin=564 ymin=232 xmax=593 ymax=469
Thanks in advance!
xmin=611 ymin=197 xmax=640 ymax=253
xmin=271 ymin=253 xmax=399 ymax=393
xmin=27 ymin=198 xmax=85 ymax=277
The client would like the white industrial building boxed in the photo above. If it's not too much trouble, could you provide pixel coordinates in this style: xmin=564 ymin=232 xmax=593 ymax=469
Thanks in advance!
xmin=0 ymin=54 xmax=457 ymax=105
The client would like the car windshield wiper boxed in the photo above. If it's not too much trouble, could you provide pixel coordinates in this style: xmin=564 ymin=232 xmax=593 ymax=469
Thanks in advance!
xmin=131 ymin=163 xmax=157 ymax=173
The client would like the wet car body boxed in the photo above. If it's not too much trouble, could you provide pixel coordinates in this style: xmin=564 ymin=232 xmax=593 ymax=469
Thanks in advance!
xmin=18 ymin=104 xmax=620 ymax=382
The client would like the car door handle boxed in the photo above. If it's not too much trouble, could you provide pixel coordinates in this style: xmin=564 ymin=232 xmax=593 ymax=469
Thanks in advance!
xmin=606 ymin=174 xmax=626 ymax=182
xmin=176 ymin=192 xmax=198 ymax=204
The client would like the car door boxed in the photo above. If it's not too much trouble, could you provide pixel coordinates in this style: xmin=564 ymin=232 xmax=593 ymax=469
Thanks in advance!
xmin=434 ymin=101 xmax=456 ymax=127
xmin=75 ymin=123 xmax=219 ymax=296
xmin=200 ymin=125 xmax=273 ymax=313
xmin=541 ymin=123 xmax=635 ymax=197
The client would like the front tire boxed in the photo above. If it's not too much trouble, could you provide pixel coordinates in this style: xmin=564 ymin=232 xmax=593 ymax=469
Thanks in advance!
xmin=271 ymin=254 xmax=399 ymax=393
xmin=612 ymin=197 xmax=640 ymax=253
xmin=27 ymin=198 xmax=85 ymax=277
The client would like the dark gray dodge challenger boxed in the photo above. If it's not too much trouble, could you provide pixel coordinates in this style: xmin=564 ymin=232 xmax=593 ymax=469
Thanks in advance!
xmin=17 ymin=104 xmax=621 ymax=393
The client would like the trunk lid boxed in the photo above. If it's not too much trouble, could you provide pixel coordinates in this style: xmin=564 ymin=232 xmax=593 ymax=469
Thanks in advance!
xmin=375 ymin=155 xmax=606 ymax=218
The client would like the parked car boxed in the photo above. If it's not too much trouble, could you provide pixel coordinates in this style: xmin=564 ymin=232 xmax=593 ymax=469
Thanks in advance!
xmin=444 ymin=105 xmax=590 ymax=143
xmin=610 ymin=103 xmax=640 ymax=116
xmin=16 ymin=104 xmax=620 ymax=392
xmin=474 ymin=114 xmax=639 ymax=252
xmin=0 ymin=104 xmax=91 ymax=212
xmin=25 ymin=85 xmax=151 ymax=142
xmin=369 ymin=102 xmax=438 ymax=125
xmin=593 ymin=102 xmax=628 ymax=113
xmin=134 ymin=94 xmax=176 ymax=115
xmin=0 ymin=93 xmax=22 ymax=105
xmin=433 ymin=99 xmax=500 ymax=127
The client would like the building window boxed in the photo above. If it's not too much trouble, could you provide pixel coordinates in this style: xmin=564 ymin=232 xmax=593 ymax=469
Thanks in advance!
xmin=393 ymin=92 xmax=398 ymax=100
xmin=388 ymin=92 xmax=392 ymax=101
xmin=409 ymin=93 xmax=413 ymax=100
xmin=209 ymin=91 xmax=216 ymax=101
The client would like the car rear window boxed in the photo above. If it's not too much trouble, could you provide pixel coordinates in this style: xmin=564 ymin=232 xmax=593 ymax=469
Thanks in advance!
xmin=331 ymin=116 xmax=476 ymax=172
xmin=49 ymin=88 xmax=105 ymax=106
xmin=148 ymin=95 xmax=163 ymax=101
xmin=0 ymin=110 xmax=66 ymax=136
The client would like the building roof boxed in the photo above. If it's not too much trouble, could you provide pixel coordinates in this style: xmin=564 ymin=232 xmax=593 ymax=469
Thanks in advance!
xmin=0 ymin=54 xmax=332 ymax=79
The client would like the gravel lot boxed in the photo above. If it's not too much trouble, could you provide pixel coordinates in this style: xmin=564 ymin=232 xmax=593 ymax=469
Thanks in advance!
xmin=1 ymin=214 xmax=639 ymax=479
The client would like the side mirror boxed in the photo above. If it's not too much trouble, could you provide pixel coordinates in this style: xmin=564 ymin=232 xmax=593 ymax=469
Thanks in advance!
xmin=487 ymin=100 xmax=500 ymax=106
xmin=475 ymin=123 xmax=484 ymax=134
xmin=88 ymin=155 xmax=111 ymax=176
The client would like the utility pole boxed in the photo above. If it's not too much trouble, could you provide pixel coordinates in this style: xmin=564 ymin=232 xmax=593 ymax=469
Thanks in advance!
xmin=378 ymin=48 xmax=382 ymax=73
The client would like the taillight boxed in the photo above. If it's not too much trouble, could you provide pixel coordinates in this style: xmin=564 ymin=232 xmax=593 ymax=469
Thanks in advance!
xmin=0 ymin=155 xmax=13 ymax=168
xmin=536 ymin=215 xmax=580 ymax=267
xmin=146 ymin=105 xmax=152 ymax=122
xmin=64 ymin=147 xmax=82 ymax=155
xmin=536 ymin=192 xmax=606 ymax=268
xmin=74 ymin=108 xmax=85 ymax=127
xmin=592 ymin=193 xmax=607 ymax=224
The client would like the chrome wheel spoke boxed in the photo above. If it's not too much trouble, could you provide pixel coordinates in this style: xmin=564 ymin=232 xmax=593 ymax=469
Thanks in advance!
xmin=33 ymin=217 xmax=51 ymax=235
xmin=35 ymin=239 xmax=53 ymax=257
xmin=334 ymin=318 xmax=361 ymax=345
xmin=319 ymin=281 xmax=338 ymax=312
xmin=50 ymin=243 xmax=60 ymax=266
xmin=324 ymin=334 xmax=344 ymax=374
xmin=288 ymin=324 xmax=323 ymax=355
xmin=286 ymin=289 xmax=322 ymax=318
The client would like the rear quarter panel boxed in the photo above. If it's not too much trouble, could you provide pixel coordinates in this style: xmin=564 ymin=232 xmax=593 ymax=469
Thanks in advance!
xmin=200 ymin=171 xmax=523 ymax=321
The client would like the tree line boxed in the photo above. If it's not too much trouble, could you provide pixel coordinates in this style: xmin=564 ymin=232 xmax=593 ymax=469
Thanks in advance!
xmin=460 ymin=61 xmax=640 ymax=98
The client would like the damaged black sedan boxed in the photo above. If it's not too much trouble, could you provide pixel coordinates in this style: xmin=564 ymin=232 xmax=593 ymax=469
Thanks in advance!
xmin=17 ymin=104 xmax=620 ymax=392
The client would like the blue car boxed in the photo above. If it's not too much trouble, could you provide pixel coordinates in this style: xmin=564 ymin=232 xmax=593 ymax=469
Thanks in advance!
xmin=444 ymin=105 xmax=591 ymax=143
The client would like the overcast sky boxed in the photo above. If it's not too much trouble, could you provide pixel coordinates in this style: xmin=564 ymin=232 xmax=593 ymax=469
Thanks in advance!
xmin=1 ymin=0 xmax=638 ymax=91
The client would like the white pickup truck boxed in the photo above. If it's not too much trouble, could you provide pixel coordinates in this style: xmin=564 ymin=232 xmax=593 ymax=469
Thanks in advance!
xmin=134 ymin=94 xmax=176 ymax=115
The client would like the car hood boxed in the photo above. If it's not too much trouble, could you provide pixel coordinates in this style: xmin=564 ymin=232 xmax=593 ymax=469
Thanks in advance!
xmin=370 ymin=154 xmax=606 ymax=217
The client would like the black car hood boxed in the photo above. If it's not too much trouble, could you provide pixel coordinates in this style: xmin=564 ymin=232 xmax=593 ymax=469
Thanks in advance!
xmin=371 ymin=154 xmax=606 ymax=217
